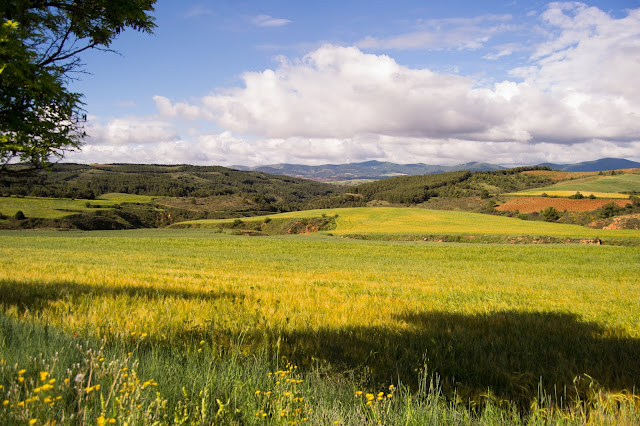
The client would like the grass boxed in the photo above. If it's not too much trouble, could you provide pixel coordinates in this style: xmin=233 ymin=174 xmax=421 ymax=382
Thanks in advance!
xmin=173 ymin=207 xmax=640 ymax=241
xmin=505 ymin=190 xmax=630 ymax=199
xmin=0 ymin=196 xmax=110 ymax=219
xmin=508 ymin=173 xmax=640 ymax=197
xmin=96 ymin=193 xmax=156 ymax=204
xmin=0 ymin=193 xmax=154 ymax=220
xmin=2 ymin=221 xmax=640 ymax=423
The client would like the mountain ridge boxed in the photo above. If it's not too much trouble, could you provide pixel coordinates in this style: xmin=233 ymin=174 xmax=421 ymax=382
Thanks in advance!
xmin=232 ymin=158 xmax=640 ymax=181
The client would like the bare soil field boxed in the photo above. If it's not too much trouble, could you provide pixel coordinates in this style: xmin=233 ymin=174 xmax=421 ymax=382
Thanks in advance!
xmin=496 ymin=197 xmax=631 ymax=213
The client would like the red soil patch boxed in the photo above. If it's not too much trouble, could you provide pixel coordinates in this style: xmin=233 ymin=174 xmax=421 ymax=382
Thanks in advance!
xmin=496 ymin=197 xmax=631 ymax=213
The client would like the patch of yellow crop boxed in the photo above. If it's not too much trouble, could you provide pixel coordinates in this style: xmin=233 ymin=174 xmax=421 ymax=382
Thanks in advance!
xmin=506 ymin=191 xmax=630 ymax=199
xmin=174 ymin=207 xmax=640 ymax=239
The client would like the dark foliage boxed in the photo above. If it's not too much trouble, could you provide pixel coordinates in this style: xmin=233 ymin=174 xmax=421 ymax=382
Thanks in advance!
xmin=351 ymin=167 xmax=553 ymax=204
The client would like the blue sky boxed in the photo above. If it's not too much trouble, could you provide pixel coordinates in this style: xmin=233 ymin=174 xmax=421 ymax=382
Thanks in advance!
xmin=67 ymin=1 xmax=640 ymax=167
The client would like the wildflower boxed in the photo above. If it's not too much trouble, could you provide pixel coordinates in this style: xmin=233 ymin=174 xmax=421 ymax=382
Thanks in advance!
xmin=199 ymin=340 xmax=205 ymax=345
xmin=18 ymin=377 xmax=24 ymax=383
xmin=388 ymin=384 xmax=395 ymax=390
xmin=97 ymin=416 xmax=106 ymax=426
xmin=387 ymin=394 xmax=392 ymax=399
xmin=18 ymin=369 xmax=26 ymax=375
xmin=366 ymin=393 xmax=374 ymax=400
xmin=39 ymin=371 xmax=49 ymax=381
xmin=29 ymin=420 xmax=37 ymax=425
xmin=255 ymin=390 xmax=260 ymax=395
xmin=2 ymin=400 xmax=8 ymax=406
xmin=355 ymin=391 xmax=363 ymax=396
xmin=74 ymin=373 xmax=85 ymax=383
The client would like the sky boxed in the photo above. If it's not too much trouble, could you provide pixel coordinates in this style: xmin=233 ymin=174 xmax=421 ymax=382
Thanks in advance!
xmin=65 ymin=0 xmax=640 ymax=167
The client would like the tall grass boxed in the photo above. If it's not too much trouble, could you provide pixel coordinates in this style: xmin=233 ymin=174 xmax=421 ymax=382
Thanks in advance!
xmin=1 ymin=229 xmax=640 ymax=423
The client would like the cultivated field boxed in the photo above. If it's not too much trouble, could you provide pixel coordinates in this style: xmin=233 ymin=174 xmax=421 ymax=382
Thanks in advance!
xmin=0 ymin=194 xmax=154 ymax=219
xmin=174 ymin=207 xmax=640 ymax=241
xmin=496 ymin=197 xmax=632 ymax=213
xmin=509 ymin=172 xmax=640 ymax=197
xmin=2 ymin=209 xmax=640 ymax=424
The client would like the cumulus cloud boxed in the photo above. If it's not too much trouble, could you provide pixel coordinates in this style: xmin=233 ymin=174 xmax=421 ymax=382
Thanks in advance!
xmin=70 ymin=3 xmax=640 ymax=167
xmin=251 ymin=15 xmax=291 ymax=28
xmin=84 ymin=116 xmax=180 ymax=146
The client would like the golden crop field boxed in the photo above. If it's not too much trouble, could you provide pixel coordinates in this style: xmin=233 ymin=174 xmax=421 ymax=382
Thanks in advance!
xmin=175 ymin=206 xmax=640 ymax=240
xmin=2 ymin=208 xmax=640 ymax=424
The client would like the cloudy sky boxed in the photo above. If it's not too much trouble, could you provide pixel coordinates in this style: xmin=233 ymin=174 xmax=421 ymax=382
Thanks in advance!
xmin=66 ymin=0 xmax=640 ymax=167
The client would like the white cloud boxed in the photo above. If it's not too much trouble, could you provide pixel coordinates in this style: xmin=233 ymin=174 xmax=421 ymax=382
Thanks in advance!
xmin=251 ymin=15 xmax=291 ymax=28
xmin=357 ymin=14 xmax=513 ymax=50
xmin=69 ymin=3 xmax=640 ymax=167
xmin=84 ymin=116 xmax=180 ymax=146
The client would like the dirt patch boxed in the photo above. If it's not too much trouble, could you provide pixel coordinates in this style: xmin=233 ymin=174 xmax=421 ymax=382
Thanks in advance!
xmin=496 ymin=197 xmax=631 ymax=213
xmin=589 ymin=213 xmax=640 ymax=230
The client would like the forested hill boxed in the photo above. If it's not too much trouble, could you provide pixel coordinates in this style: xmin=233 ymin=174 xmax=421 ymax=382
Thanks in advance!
xmin=0 ymin=163 xmax=343 ymax=212
xmin=351 ymin=167 xmax=554 ymax=204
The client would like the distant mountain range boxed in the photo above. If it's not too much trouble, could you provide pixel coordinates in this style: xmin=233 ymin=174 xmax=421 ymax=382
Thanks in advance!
xmin=537 ymin=157 xmax=640 ymax=172
xmin=232 ymin=158 xmax=640 ymax=181
xmin=232 ymin=160 xmax=504 ymax=181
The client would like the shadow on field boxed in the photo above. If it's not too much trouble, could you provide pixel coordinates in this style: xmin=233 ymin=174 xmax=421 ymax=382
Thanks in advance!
xmin=0 ymin=279 xmax=243 ymax=312
xmin=269 ymin=310 xmax=640 ymax=405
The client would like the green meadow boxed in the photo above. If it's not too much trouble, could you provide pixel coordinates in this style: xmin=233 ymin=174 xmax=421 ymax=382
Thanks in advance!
xmin=508 ymin=173 xmax=640 ymax=198
xmin=0 ymin=194 xmax=154 ymax=219
xmin=174 ymin=206 xmax=640 ymax=241
xmin=2 ymin=212 xmax=640 ymax=423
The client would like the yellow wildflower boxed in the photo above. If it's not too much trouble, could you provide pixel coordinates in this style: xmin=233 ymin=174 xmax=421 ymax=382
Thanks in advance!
xmin=39 ymin=371 xmax=49 ymax=381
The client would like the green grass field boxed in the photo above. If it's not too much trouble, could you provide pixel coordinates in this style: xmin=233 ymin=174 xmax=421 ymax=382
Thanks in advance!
xmin=1 ymin=226 xmax=640 ymax=424
xmin=173 ymin=206 xmax=640 ymax=241
xmin=0 ymin=193 xmax=154 ymax=220
xmin=508 ymin=173 xmax=640 ymax=198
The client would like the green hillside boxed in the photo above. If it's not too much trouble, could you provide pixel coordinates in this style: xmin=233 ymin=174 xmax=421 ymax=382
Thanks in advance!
xmin=351 ymin=167 xmax=553 ymax=203
xmin=0 ymin=163 xmax=342 ymax=211
xmin=513 ymin=173 xmax=640 ymax=196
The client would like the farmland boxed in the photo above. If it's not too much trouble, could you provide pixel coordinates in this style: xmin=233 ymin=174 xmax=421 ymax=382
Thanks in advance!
xmin=174 ymin=207 xmax=640 ymax=242
xmin=496 ymin=197 xmax=632 ymax=213
xmin=2 ymin=210 xmax=640 ymax=424
xmin=509 ymin=172 xmax=640 ymax=197
xmin=2 ymin=165 xmax=640 ymax=424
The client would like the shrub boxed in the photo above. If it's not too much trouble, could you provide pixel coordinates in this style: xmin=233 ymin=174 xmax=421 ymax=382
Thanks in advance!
xmin=542 ymin=207 xmax=560 ymax=222
xmin=14 ymin=210 xmax=25 ymax=220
